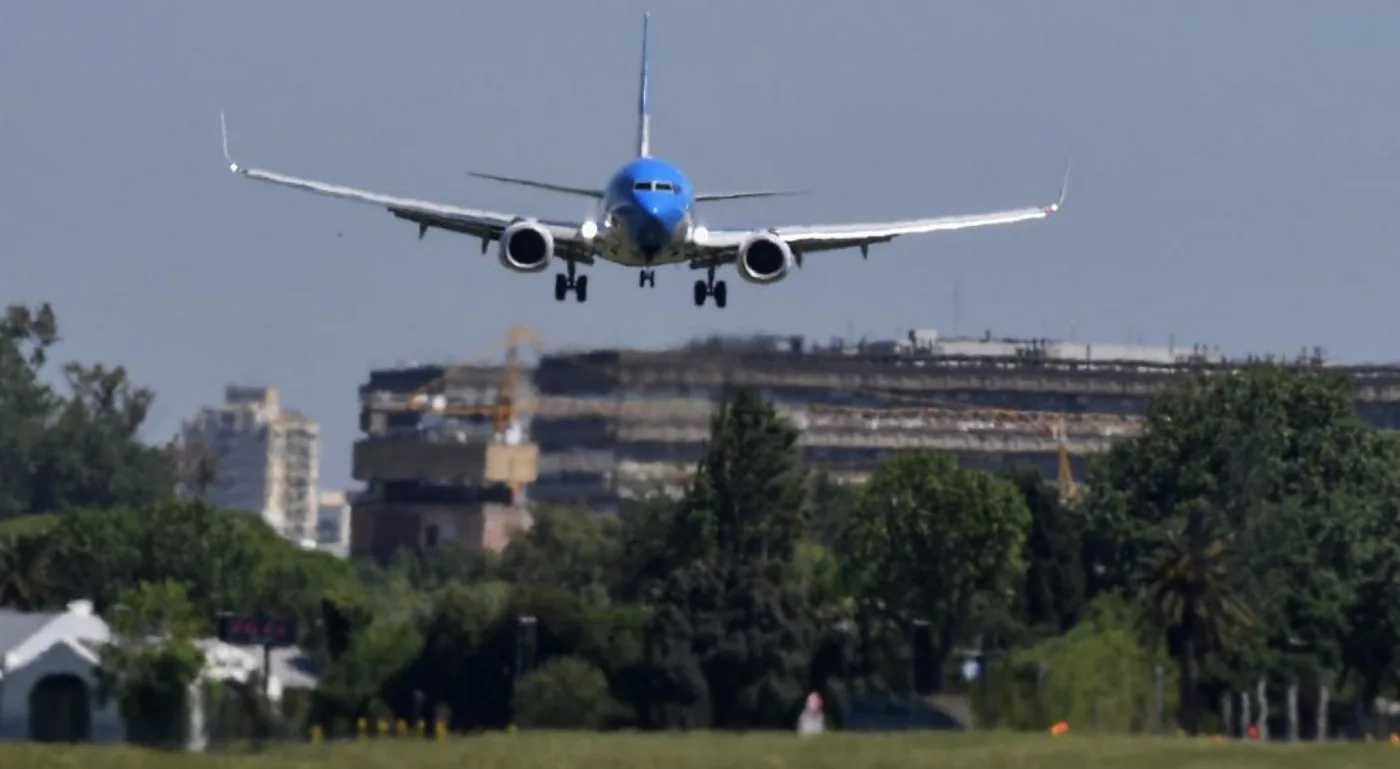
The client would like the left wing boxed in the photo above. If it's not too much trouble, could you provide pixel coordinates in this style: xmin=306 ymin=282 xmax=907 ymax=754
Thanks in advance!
xmin=219 ymin=112 xmax=596 ymax=262
xmin=692 ymin=162 xmax=1069 ymax=261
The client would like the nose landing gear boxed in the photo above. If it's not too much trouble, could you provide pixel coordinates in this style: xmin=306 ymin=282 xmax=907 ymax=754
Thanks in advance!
xmin=639 ymin=269 xmax=656 ymax=288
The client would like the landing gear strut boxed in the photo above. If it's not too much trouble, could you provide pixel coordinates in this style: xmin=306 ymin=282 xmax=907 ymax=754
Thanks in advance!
xmin=639 ymin=269 xmax=656 ymax=288
xmin=554 ymin=261 xmax=587 ymax=303
xmin=693 ymin=266 xmax=727 ymax=308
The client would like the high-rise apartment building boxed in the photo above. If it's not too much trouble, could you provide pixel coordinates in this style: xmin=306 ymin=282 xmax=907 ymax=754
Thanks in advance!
xmin=316 ymin=489 xmax=352 ymax=556
xmin=180 ymin=385 xmax=320 ymax=540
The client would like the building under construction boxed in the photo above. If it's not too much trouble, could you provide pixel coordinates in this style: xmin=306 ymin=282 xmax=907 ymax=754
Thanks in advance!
xmin=350 ymin=327 xmax=1400 ymax=554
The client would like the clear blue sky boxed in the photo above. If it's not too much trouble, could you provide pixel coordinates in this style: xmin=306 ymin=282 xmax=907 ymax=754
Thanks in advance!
xmin=4 ymin=1 xmax=1399 ymax=490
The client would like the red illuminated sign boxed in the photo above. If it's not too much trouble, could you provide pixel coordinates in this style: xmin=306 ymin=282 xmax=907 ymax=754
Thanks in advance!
xmin=217 ymin=615 xmax=299 ymax=647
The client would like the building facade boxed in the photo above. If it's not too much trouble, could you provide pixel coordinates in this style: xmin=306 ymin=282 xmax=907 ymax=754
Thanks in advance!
xmin=180 ymin=386 xmax=320 ymax=540
xmin=315 ymin=489 xmax=352 ymax=556
xmin=358 ymin=330 xmax=1400 ymax=515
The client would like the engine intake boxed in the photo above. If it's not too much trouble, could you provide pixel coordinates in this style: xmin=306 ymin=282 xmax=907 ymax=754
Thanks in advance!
xmin=736 ymin=234 xmax=795 ymax=284
xmin=497 ymin=221 xmax=554 ymax=272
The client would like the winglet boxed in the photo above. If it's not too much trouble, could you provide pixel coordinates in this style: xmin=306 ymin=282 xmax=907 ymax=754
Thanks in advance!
xmin=220 ymin=109 xmax=241 ymax=174
xmin=1046 ymin=158 xmax=1071 ymax=213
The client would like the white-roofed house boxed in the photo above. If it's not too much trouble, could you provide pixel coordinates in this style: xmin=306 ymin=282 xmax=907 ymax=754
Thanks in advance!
xmin=0 ymin=599 xmax=321 ymax=750
xmin=0 ymin=599 xmax=123 ymax=742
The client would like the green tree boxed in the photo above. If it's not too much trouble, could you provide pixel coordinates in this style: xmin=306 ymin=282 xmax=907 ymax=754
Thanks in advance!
xmin=315 ymin=570 xmax=425 ymax=723
xmin=1085 ymin=364 xmax=1400 ymax=716
xmin=499 ymin=505 xmax=620 ymax=603
xmin=0 ymin=303 xmax=63 ymax=519
xmin=512 ymin=656 xmax=625 ymax=729
xmin=808 ymin=471 xmax=858 ymax=550
xmin=0 ymin=529 xmax=54 ymax=610
xmin=642 ymin=387 xmax=817 ymax=729
xmin=0 ymin=302 xmax=174 ymax=521
xmin=975 ymin=594 xmax=1174 ymax=733
xmin=613 ymin=494 xmax=678 ymax=602
xmin=842 ymin=451 xmax=1031 ymax=690
xmin=1142 ymin=504 xmax=1251 ymax=734
xmin=98 ymin=580 xmax=206 ymax=748
xmin=1004 ymin=466 xmax=1086 ymax=638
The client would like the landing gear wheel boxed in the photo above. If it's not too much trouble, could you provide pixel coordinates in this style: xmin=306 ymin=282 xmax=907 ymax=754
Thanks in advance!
xmin=693 ymin=268 xmax=728 ymax=308
xmin=555 ymin=265 xmax=587 ymax=302
xmin=639 ymin=270 xmax=656 ymax=288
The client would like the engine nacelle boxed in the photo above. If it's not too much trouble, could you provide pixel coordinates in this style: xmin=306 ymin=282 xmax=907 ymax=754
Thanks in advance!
xmin=497 ymin=220 xmax=554 ymax=273
xmin=735 ymin=233 xmax=796 ymax=284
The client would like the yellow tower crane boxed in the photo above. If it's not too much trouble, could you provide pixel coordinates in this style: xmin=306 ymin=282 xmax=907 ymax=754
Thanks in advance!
xmin=1050 ymin=417 xmax=1078 ymax=502
xmin=365 ymin=326 xmax=546 ymax=498
xmin=378 ymin=325 xmax=546 ymax=436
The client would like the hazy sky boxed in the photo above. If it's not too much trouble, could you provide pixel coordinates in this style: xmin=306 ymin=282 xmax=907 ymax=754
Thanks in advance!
xmin=4 ymin=1 xmax=1400 ymax=490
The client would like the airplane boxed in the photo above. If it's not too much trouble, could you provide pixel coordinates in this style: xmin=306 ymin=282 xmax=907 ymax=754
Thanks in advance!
xmin=219 ymin=13 xmax=1069 ymax=309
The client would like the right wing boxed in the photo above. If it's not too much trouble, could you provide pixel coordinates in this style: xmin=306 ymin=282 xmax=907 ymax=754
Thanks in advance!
xmin=688 ymin=162 xmax=1070 ymax=263
xmin=219 ymin=112 xmax=595 ymax=262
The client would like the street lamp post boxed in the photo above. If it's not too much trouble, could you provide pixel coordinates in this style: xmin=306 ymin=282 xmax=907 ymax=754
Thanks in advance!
xmin=514 ymin=615 xmax=537 ymax=681
xmin=830 ymin=619 xmax=855 ymax=725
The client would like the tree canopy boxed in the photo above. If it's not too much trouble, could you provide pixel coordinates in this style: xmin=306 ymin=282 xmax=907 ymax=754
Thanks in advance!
xmin=4 ymin=303 xmax=1400 ymax=739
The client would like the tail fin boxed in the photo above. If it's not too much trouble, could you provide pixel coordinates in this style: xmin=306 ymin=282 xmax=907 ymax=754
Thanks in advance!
xmin=636 ymin=12 xmax=651 ymax=158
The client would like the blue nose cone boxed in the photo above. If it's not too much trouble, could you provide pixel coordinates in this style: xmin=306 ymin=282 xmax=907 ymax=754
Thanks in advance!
xmin=648 ymin=203 xmax=685 ymax=236
xmin=627 ymin=201 xmax=683 ymax=251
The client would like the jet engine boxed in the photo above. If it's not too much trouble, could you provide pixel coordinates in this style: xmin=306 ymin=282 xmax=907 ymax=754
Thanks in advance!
xmin=497 ymin=220 xmax=554 ymax=272
xmin=735 ymin=233 xmax=795 ymax=284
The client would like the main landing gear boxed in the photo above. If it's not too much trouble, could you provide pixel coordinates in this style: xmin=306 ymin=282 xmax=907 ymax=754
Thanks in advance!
xmin=693 ymin=266 xmax=727 ymax=308
xmin=554 ymin=261 xmax=587 ymax=303
xmin=639 ymin=269 xmax=656 ymax=288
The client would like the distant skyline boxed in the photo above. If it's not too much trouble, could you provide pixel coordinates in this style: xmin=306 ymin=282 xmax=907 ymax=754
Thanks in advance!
xmin=5 ymin=1 xmax=1400 ymax=490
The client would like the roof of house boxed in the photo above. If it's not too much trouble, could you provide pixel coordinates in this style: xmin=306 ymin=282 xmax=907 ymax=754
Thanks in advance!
xmin=0 ymin=609 xmax=58 ymax=660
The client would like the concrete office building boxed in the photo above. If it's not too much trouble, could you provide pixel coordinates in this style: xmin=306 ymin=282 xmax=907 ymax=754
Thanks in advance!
xmin=358 ymin=328 xmax=1400 ymax=515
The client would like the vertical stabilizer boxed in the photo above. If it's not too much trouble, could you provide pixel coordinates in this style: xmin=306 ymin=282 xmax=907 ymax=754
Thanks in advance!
xmin=636 ymin=12 xmax=651 ymax=158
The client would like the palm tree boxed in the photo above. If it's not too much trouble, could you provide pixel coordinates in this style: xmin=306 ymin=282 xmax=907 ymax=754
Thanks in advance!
xmin=1142 ymin=504 xmax=1252 ymax=734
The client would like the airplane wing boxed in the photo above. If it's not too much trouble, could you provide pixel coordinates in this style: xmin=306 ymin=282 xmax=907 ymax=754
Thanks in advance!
xmin=691 ymin=162 xmax=1069 ymax=261
xmin=695 ymin=189 xmax=808 ymax=202
xmin=219 ymin=113 xmax=596 ymax=262
xmin=466 ymin=172 xmax=805 ymax=204
xmin=467 ymin=171 xmax=603 ymax=199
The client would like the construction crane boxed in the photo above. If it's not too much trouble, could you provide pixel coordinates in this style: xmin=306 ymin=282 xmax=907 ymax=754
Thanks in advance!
xmin=1049 ymin=417 xmax=1078 ymax=502
xmin=376 ymin=325 xmax=545 ymax=438
xmin=859 ymin=384 xmax=1081 ymax=499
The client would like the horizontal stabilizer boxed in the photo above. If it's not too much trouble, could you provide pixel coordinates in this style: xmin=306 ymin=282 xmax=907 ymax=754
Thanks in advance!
xmin=467 ymin=171 xmax=603 ymax=199
xmin=695 ymin=189 xmax=809 ymax=202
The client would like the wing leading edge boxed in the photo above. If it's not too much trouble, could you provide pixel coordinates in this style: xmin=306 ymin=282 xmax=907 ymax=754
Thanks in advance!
xmin=695 ymin=162 xmax=1071 ymax=258
xmin=465 ymin=170 xmax=808 ymax=204
xmin=219 ymin=112 xmax=595 ymax=261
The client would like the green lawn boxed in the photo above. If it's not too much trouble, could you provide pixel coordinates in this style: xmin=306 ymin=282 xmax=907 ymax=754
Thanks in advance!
xmin=5 ymin=732 xmax=1399 ymax=769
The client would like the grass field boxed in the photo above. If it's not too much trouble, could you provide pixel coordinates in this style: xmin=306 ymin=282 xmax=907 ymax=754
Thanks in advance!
xmin=6 ymin=732 xmax=1400 ymax=769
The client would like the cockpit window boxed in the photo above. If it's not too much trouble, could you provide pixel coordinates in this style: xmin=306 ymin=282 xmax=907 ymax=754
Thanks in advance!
xmin=633 ymin=181 xmax=653 ymax=191
xmin=633 ymin=180 xmax=679 ymax=193
xmin=655 ymin=181 xmax=675 ymax=192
